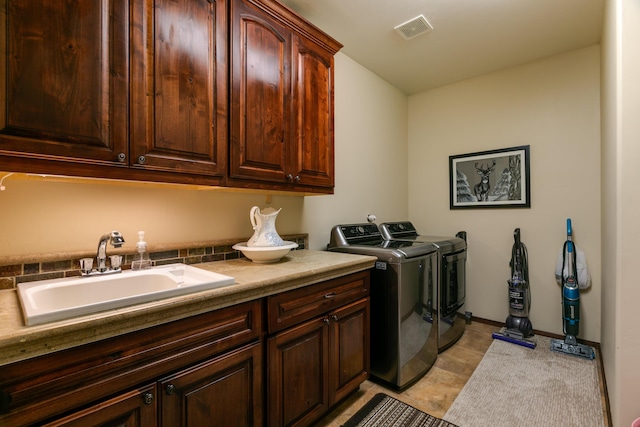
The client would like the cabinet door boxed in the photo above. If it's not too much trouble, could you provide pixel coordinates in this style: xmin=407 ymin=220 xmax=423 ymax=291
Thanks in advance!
xmin=130 ymin=0 xmax=227 ymax=176
xmin=268 ymin=317 xmax=329 ymax=427
xmin=329 ymin=298 xmax=370 ymax=405
xmin=290 ymin=35 xmax=335 ymax=188
xmin=229 ymin=0 xmax=291 ymax=184
xmin=40 ymin=384 xmax=157 ymax=427
xmin=160 ymin=342 xmax=263 ymax=427
xmin=0 ymin=0 xmax=129 ymax=164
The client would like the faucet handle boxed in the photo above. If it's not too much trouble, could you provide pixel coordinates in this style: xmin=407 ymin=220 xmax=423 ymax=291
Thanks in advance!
xmin=109 ymin=255 xmax=123 ymax=270
xmin=80 ymin=258 xmax=94 ymax=275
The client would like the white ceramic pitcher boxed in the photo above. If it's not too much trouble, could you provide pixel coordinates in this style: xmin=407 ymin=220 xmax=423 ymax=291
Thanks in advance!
xmin=247 ymin=206 xmax=285 ymax=247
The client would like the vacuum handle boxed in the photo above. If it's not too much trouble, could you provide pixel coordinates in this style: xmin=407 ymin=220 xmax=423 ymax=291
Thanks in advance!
xmin=564 ymin=218 xmax=577 ymax=281
xmin=566 ymin=218 xmax=574 ymax=255
xmin=511 ymin=228 xmax=524 ymax=280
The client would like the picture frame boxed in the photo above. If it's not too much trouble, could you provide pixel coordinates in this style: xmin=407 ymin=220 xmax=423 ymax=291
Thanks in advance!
xmin=449 ymin=145 xmax=530 ymax=209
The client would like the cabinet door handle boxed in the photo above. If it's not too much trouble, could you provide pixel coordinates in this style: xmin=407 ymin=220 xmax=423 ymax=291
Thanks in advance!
xmin=142 ymin=392 xmax=154 ymax=405
xmin=286 ymin=174 xmax=301 ymax=183
xmin=137 ymin=155 xmax=147 ymax=164
xmin=323 ymin=317 xmax=330 ymax=325
xmin=117 ymin=152 xmax=126 ymax=163
xmin=324 ymin=292 xmax=336 ymax=299
xmin=330 ymin=314 xmax=338 ymax=322
xmin=165 ymin=384 xmax=176 ymax=395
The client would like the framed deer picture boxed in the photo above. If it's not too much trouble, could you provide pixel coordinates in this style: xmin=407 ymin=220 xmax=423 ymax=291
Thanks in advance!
xmin=449 ymin=145 xmax=530 ymax=209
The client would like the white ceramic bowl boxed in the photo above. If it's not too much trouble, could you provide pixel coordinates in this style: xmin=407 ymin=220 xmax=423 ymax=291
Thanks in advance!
xmin=232 ymin=241 xmax=299 ymax=263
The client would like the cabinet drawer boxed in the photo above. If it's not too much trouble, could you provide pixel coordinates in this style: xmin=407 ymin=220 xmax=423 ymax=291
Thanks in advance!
xmin=0 ymin=300 xmax=262 ymax=427
xmin=40 ymin=384 xmax=158 ymax=427
xmin=267 ymin=271 xmax=369 ymax=333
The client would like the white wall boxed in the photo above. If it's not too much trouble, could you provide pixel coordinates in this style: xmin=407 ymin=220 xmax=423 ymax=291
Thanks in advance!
xmin=0 ymin=52 xmax=408 ymax=258
xmin=600 ymin=0 xmax=619 ymax=421
xmin=601 ymin=0 xmax=640 ymax=424
xmin=407 ymin=46 xmax=602 ymax=342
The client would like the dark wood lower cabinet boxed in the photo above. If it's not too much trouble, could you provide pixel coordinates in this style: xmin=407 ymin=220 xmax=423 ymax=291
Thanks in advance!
xmin=41 ymin=384 xmax=158 ymax=427
xmin=40 ymin=343 xmax=264 ymax=427
xmin=267 ymin=272 xmax=371 ymax=427
xmin=329 ymin=299 xmax=370 ymax=406
xmin=268 ymin=317 xmax=330 ymax=427
xmin=0 ymin=272 xmax=369 ymax=427
xmin=0 ymin=301 xmax=262 ymax=427
xmin=160 ymin=342 xmax=263 ymax=427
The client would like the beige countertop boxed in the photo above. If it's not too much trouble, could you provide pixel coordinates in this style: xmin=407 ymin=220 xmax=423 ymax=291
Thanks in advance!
xmin=0 ymin=250 xmax=376 ymax=367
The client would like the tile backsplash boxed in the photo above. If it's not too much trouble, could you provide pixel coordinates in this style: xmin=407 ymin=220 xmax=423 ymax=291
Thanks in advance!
xmin=0 ymin=234 xmax=307 ymax=290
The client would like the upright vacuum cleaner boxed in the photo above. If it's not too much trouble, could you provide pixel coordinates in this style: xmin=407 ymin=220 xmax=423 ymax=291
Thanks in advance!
xmin=492 ymin=228 xmax=536 ymax=349
xmin=550 ymin=219 xmax=596 ymax=359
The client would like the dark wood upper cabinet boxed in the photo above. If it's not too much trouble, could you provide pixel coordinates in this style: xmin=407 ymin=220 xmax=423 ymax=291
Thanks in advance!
xmin=291 ymin=35 xmax=335 ymax=189
xmin=229 ymin=0 xmax=291 ymax=184
xmin=0 ymin=0 xmax=227 ymax=184
xmin=229 ymin=0 xmax=340 ymax=192
xmin=130 ymin=0 xmax=228 ymax=177
xmin=0 ymin=0 xmax=129 ymax=164
xmin=0 ymin=0 xmax=340 ymax=192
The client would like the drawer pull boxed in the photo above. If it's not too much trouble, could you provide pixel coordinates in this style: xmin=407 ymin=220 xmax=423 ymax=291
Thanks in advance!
xmin=324 ymin=292 xmax=336 ymax=299
xmin=165 ymin=384 xmax=176 ymax=395
xmin=143 ymin=392 xmax=154 ymax=405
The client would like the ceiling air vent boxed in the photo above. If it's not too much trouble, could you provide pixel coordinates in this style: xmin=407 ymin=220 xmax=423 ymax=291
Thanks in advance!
xmin=394 ymin=15 xmax=433 ymax=40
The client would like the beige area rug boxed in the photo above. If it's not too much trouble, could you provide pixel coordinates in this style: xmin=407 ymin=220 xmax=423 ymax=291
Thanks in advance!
xmin=444 ymin=335 xmax=605 ymax=427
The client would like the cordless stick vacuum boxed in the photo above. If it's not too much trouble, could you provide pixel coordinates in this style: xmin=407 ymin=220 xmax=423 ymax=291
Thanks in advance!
xmin=492 ymin=228 xmax=536 ymax=349
xmin=550 ymin=219 xmax=595 ymax=359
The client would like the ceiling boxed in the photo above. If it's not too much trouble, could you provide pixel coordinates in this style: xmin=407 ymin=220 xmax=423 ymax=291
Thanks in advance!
xmin=278 ymin=0 xmax=605 ymax=95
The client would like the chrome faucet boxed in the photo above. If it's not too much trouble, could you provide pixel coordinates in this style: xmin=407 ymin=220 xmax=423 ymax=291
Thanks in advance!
xmin=81 ymin=231 xmax=125 ymax=276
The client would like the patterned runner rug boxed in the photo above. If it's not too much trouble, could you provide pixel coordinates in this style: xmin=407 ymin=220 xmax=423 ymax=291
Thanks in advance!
xmin=444 ymin=335 xmax=605 ymax=427
xmin=342 ymin=393 xmax=458 ymax=427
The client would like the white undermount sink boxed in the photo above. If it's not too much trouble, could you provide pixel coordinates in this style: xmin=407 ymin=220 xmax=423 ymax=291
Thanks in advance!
xmin=17 ymin=263 xmax=235 ymax=326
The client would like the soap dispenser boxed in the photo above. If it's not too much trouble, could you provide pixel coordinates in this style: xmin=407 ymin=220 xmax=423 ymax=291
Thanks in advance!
xmin=131 ymin=231 xmax=152 ymax=270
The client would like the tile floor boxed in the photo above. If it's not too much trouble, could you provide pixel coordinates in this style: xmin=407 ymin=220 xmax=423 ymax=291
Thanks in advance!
xmin=314 ymin=320 xmax=609 ymax=426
